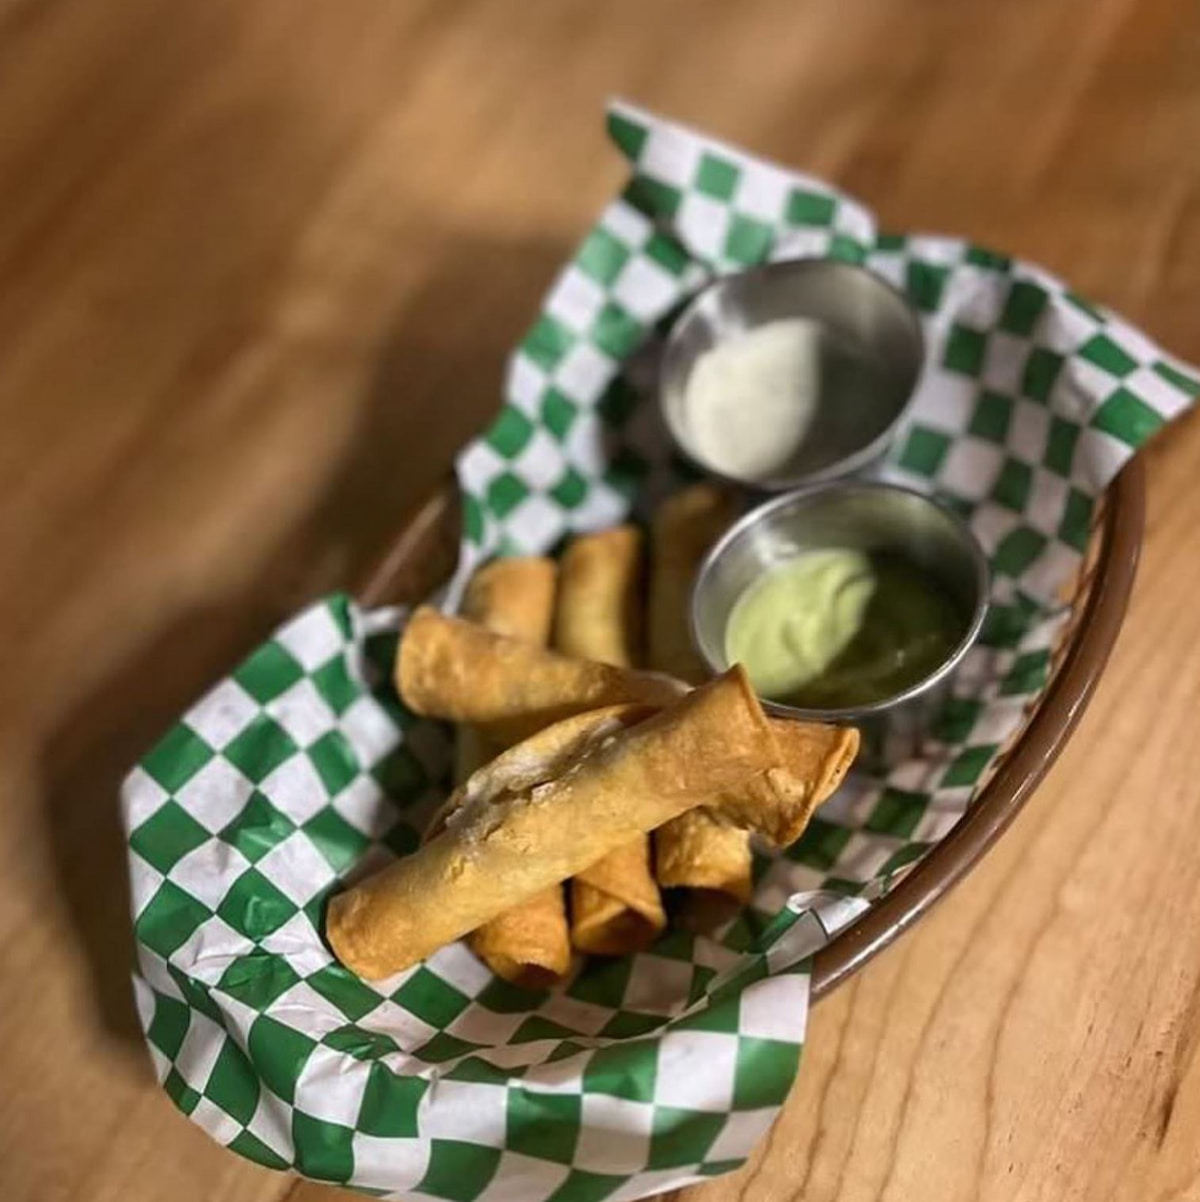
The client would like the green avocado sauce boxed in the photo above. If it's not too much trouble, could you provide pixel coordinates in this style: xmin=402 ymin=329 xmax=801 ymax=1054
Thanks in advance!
xmin=725 ymin=548 xmax=964 ymax=709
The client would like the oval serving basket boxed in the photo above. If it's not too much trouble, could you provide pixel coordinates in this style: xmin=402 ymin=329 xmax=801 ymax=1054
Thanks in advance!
xmin=359 ymin=458 xmax=1143 ymax=1000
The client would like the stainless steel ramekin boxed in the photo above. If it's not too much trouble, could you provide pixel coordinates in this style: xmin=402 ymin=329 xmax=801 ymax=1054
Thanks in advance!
xmin=691 ymin=481 xmax=990 ymax=769
xmin=660 ymin=259 xmax=924 ymax=491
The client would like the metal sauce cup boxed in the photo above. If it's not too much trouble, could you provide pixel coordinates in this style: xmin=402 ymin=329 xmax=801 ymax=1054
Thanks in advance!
xmin=660 ymin=259 xmax=925 ymax=491
xmin=691 ymin=482 xmax=990 ymax=770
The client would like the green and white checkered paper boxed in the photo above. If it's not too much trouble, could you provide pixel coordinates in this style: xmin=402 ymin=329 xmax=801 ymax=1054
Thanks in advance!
xmin=122 ymin=102 xmax=1198 ymax=1199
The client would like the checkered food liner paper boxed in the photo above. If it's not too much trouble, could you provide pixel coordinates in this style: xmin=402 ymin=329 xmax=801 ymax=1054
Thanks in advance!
xmin=122 ymin=101 xmax=1198 ymax=1200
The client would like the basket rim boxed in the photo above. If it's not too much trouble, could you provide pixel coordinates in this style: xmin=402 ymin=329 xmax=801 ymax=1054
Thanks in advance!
xmin=358 ymin=457 xmax=1146 ymax=1001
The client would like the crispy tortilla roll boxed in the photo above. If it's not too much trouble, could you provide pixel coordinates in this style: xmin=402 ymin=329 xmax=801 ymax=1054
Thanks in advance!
xmin=554 ymin=527 xmax=665 ymax=955
xmin=401 ymin=609 xmax=855 ymax=845
xmin=398 ymin=606 xmax=683 ymax=745
xmin=652 ymin=721 xmax=858 ymax=916
xmin=654 ymin=812 xmax=751 ymax=908
xmin=647 ymin=484 xmax=753 ymax=904
xmin=327 ymin=669 xmax=777 ymax=979
xmin=455 ymin=557 xmax=569 ymax=988
xmin=656 ymin=721 xmax=859 ymax=931
xmin=714 ymin=720 xmax=859 ymax=847
xmin=461 ymin=556 xmax=558 ymax=645
xmin=655 ymin=809 xmax=753 ymax=932
xmin=466 ymin=899 xmax=571 ymax=990
xmin=572 ymin=840 xmax=665 ymax=955
xmin=555 ymin=527 xmax=643 ymax=667
xmin=331 ymin=674 xmax=775 ymax=978
xmin=651 ymin=808 xmax=753 ymax=899
xmin=648 ymin=484 xmax=738 ymax=685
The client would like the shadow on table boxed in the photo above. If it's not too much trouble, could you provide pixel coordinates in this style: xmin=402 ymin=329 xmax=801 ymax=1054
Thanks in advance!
xmin=35 ymin=231 xmax=569 ymax=1054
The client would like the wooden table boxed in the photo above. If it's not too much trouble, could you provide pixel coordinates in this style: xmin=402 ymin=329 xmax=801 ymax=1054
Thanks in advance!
xmin=3 ymin=1 xmax=1200 ymax=1199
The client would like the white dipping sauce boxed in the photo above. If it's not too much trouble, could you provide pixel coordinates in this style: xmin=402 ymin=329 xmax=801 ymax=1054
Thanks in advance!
xmin=684 ymin=318 xmax=821 ymax=481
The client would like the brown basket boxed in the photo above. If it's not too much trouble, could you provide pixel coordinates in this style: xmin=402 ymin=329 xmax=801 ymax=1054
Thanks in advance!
xmin=358 ymin=459 xmax=1144 ymax=999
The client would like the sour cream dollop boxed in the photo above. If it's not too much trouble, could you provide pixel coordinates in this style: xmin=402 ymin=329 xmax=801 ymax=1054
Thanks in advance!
xmin=684 ymin=318 xmax=821 ymax=482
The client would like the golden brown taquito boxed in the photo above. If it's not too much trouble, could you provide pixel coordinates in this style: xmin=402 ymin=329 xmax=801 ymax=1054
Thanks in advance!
xmin=713 ymin=720 xmax=859 ymax=846
xmin=647 ymin=484 xmax=754 ymax=905
xmin=571 ymin=839 xmax=665 ymax=955
xmin=398 ymin=606 xmax=684 ymax=746
xmin=554 ymin=527 xmax=665 ymax=955
xmin=654 ymin=798 xmax=754 ymax=908
xmin=555 ymin=526 xmax=643 ymax=667
xmin=456 ymin=556 xmax=569 ymax=988
xmin=465 ymin=900 xmax=572 ymax=990
xmin=397 ymin=610 xmax=857 ymax=849
xmin=327 ymin=669 xmax=778 ymax=979
xmin=655 ymin=719 xmax=860 ymax=931
xmin=653 ymin=810 xmax=753 ymax=901
xmin=647 ymin=484 xmax=738 ymax=684
xmin=462 ymin=556 xmax=558 ymax=645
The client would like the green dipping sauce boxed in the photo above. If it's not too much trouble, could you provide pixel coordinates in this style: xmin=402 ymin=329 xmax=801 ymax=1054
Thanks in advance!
xmin=725 ymin=548 xmax=964 ymax=709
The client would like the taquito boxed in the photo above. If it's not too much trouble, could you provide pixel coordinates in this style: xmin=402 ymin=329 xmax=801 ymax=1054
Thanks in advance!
xmin=396 ymin=610 xmax=858 ymax=848
xmin=655 ymin=719 xmax=858 ymax=928
xmin=554 ymin=527 xmax=665 ymax=956
xmin=712 ymin=719 xmax=858 ymax=846
xmin=654 ymin=809 xmax=753 ymax=903
xmin=554 ymin=526 xmax=643 ymax=666
xmin=647 ymin=484 xmax=738 ymax=684
xmin=457 ymin=556 xmax=570 ymax=989
xmin=327 ymin=669 xmax=778 ymax=979
xmin=462 ymin=556 xmax=557 ymax=645
xmin=398 ymin=606 xmax=684 ymax=745
xmin=647 ymin=484 xmax=754 ymax=907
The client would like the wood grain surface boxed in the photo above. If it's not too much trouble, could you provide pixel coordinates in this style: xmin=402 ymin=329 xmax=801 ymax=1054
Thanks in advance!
xmin=2 ymin=2 xmax=1199 ymax=1200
